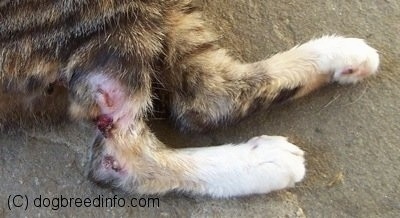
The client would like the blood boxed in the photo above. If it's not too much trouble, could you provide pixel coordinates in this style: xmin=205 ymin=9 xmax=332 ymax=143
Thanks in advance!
xmin=96 ymin=114 xmax=113 ymax=138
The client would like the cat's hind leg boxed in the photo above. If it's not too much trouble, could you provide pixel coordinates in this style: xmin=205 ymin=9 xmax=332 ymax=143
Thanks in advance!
xmin=87 ymin=130 xmax=305 ymax=197
xmin=164 ymin=33 xmax=379 ymax=132
xmin=163 ymin=10 xmax=379 ymax=132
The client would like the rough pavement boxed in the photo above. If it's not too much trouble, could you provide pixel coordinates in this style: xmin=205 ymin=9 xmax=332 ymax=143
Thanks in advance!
xmin=1 ymin=0 xmax=399 ymax=217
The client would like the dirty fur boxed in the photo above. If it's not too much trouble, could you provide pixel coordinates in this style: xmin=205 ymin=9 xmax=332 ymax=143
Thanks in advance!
xmin=0 ymin=1 xmax=379 ymax=197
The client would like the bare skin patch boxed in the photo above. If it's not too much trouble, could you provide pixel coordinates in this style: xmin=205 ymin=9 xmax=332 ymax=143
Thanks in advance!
xmin=103 ymin=155 xmax=122 ymax=172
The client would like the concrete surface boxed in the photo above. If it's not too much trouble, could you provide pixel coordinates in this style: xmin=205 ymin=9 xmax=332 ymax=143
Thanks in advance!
xmin=1 ymin=0 xmax=399 ymax=217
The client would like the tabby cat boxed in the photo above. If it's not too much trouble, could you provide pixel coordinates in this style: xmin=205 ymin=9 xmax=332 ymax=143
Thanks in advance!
xmin=0 ymin=0 xmax=379 ymax=197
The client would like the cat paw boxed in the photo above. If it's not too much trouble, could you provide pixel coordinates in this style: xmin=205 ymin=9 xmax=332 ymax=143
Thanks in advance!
xmin=302 ymin=35 xmax=380 ymax=84
xmin=246 ymin=135 xmax=306 ymax=189
xmin=182 ymin=135 xmax=306 ymax=197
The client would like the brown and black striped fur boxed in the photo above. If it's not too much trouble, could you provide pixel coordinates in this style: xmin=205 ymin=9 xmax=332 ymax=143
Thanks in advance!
xmin=0 ymin=0 xmax=307 ymax=128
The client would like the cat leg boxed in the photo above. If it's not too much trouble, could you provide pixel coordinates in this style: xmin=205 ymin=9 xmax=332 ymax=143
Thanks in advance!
xmin=262 ymin=35 xmax=380 ymax=94
xmin=67 ymin=56 xmax=153 ymax=139
xmin=165 ymin=30 xmax=380 ymax=132
xmin=163 ymin=10 xmax=379 ymax=131
xmin=87 ymin=127 xmax=305 ymax=197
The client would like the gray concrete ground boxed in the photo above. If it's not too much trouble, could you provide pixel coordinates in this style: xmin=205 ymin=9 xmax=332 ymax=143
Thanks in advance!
xmin=1 ymin=0 xmax=399 ymax=217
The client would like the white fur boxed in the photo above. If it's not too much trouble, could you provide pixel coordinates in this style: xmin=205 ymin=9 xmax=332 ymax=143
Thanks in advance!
xmin=299 ymin=35 xmax=380 ymax=83
xmin=182 ymin=135 xmax=305 ymax=197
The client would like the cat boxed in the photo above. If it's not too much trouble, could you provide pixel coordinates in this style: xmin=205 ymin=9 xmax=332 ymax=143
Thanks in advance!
xmin=0 ymin=0 xmax=379 ymax=197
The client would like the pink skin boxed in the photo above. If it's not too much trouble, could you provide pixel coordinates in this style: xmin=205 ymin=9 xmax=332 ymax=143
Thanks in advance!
xmin=90 ymin=74 xmax=137 ymax=136
xmin=341 ymin=67 xmax=354 ymax=75
xmin=340 ymin=65 xmax=370 ymax=78
xmin=103 ymin=155 xmax=122 ymax=172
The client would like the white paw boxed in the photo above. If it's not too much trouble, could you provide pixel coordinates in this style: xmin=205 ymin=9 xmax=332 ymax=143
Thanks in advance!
xmin=301 ymin=35 xmax=380 ymax=84
xmin=184 ymin=135 xmax=305 ymax=197
xmin=245 ymin=135 xmax=306 ymax=191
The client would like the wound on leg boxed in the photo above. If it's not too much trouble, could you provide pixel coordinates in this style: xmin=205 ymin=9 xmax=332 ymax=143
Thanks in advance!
xmin=96 ymin=115 xmax=114 ymax=138
xmin=103 ymin=155 xmax=121 ymax=172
